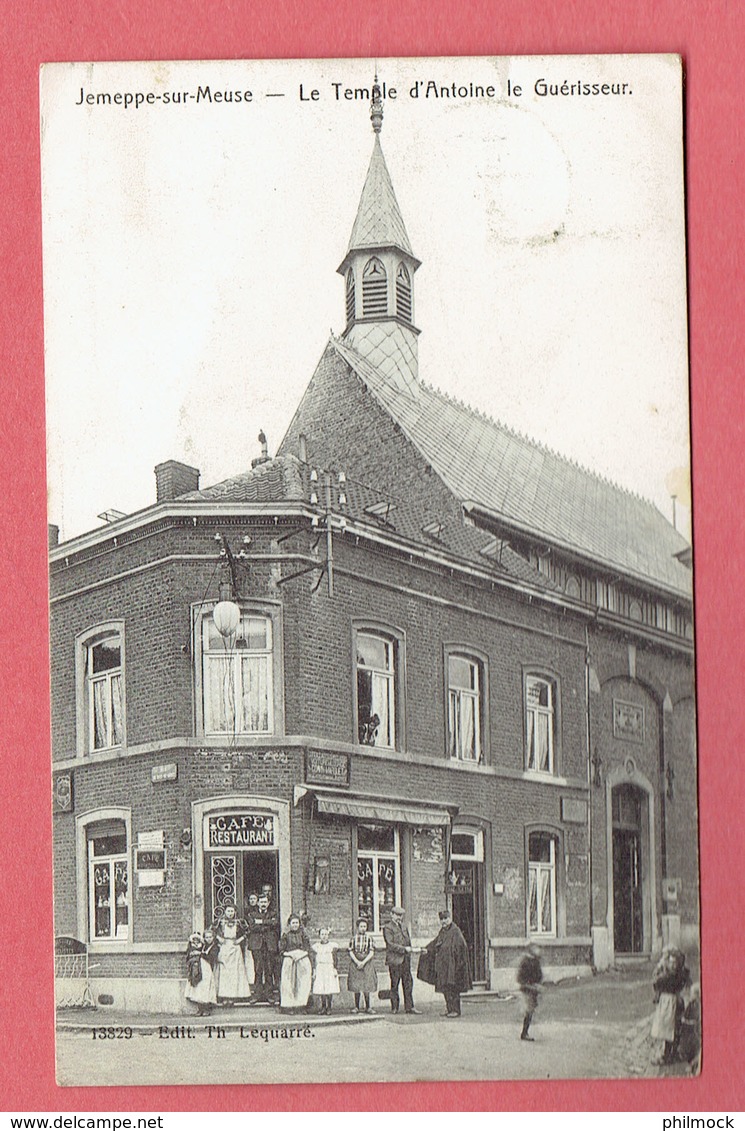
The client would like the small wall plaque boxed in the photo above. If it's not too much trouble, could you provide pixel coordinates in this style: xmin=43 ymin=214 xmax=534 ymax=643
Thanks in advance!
xmin=306 ymin=749 xmax=350 ymax=787
xmin=613 ymin=699 xmax=645 ymax=743
xmin=53 ymin=770 xmax=74 ymax=813
xmin=561 ymin=797 xmax=588 ymax=825
xmin=151 ymin=762 xmax=178 ymax=783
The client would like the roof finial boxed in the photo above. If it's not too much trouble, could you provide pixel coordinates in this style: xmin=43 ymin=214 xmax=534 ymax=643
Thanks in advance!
xmin=370 ymin=72 xmax=383 ymax=134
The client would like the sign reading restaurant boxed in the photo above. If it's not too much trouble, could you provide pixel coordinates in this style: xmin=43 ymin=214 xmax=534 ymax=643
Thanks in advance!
xmin=208 ymin=813 xmax=275 ymax=848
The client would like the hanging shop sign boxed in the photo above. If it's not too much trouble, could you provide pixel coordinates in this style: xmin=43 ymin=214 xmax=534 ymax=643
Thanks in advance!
xmin=305 ymin=749 xmax=350 ymax=787
xmin=207 ymin=813 xmax=275 ymax=848
xmin=136 ymin=829 xmax=166 ymax=887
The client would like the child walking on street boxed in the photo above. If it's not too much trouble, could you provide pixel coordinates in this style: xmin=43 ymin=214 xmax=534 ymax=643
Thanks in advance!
xmin=312 ymin=926 xmax=340 ymax=1015
xmin=516 ymin=943 xmax=543 ymax=1041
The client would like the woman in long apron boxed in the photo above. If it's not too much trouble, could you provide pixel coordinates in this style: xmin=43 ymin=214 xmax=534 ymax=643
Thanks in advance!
xmin=215 ymin=904 xmax=252 ymax=1003
xmin=279 ymin=914 xmax=313 ymax=1010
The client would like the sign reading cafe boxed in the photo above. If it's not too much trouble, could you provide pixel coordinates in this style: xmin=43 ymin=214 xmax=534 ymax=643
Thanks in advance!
xmin=208 ymin=813 xmax=275 ymax=848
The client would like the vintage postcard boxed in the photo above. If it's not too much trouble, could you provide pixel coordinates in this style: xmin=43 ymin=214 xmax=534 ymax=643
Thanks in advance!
xmin=41 ymin=55 xmax=698 ymax=1086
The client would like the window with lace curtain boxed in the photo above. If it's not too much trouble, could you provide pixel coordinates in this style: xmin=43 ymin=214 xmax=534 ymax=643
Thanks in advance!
xmin=447 ymin=654 xmax=482 ymax=762
xmin=202 ymin=612 xmax=274 ymax=737
xmin=76 ymin=624 xmax=126 ymax=755
xmin=525 ymin=674 xmax=557 ymax=775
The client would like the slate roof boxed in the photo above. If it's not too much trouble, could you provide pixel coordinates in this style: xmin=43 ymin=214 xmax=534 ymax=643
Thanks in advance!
xmin=332 ymin=339 xmax=692 ymax=600
xmin=176 ymin=449 xmax=558 ymax=593
xmin=340 ymin=136 xmax=416 ymax=264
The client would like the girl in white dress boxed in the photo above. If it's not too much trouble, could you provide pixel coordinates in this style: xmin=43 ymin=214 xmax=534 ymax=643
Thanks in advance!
xmin=312 ymin=926 xmax=340 ymax=1015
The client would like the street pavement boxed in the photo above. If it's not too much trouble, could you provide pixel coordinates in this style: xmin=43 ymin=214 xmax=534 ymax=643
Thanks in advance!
xmin=55 ymin=967 xmax=698 ymax=1086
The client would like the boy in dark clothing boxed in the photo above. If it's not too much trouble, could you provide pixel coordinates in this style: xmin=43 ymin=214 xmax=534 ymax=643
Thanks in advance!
xmin=516 ymin=944 xmax=543 ymax=1041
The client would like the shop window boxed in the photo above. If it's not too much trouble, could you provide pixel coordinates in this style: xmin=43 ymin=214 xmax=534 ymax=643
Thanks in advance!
xmin=87 ymin=820 xmax=130 ymax=942
xmin=356 ymin=824 xmax=400 ymax=933
xmin=198 ymin=608 xmax=281 ymax=737
xmin=356 ymin=630 xmax=398 ymax=748
xmin=362 ymin=257 xmax=388 ymax=317
xmin=528 ymin=831 xmax=557 ymax=938
xmin=447 ymin=654 xmax=483 ymax=762
xmin=525 ymin=674 xmax=557 ymax=774
xmin=76 ymin=623 xmax=126 ymax=755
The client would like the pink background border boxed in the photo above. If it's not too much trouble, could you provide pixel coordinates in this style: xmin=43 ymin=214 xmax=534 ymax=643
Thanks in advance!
xmin=3 ymin=0 xmax=743 ymax=1111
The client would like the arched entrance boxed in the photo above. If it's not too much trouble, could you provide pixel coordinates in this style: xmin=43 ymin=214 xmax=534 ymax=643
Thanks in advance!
xmin=606 ymin=766 xmax=657 ymax=957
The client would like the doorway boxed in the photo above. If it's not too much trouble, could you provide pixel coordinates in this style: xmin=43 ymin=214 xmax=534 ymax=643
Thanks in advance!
xmin=205 ymin=850 xmax=279 ymax=923
xmin=449 ymin=828 xmax=486 ymax=982
xmin=612 ymin=784 xmax=646 ymax=954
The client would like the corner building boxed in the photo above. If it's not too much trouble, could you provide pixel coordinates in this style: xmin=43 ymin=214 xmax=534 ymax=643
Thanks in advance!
xmin=50 ymin=85 xmax=697 ymax=1011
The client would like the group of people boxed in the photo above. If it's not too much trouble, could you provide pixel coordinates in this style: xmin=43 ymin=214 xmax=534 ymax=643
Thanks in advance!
xmin=185 ymin=900 xmax=474 ymax=1019
xmin=185 ymin=886 xmax=282 ymax=1014
xmin=651 ymin=945 xmax=699 ymax=1067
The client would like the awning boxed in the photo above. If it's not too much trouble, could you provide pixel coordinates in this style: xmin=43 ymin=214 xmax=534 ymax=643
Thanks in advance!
xmin=314 ymin=793 xmax=451 ymax=827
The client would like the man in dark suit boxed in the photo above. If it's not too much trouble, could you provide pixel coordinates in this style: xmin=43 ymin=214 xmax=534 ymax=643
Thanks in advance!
xmin=383 ymin=906 xmax=421 ymax=1014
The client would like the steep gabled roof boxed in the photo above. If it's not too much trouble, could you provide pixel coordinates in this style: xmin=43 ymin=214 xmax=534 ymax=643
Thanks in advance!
xmin=341 ymin=136 xmax=416 ymax=264
xmin=332 ymin=339 xmax=692 ymax=600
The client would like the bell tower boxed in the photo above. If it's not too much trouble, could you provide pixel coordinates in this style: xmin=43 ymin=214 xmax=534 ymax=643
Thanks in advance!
xmin=337 ymin=77 xmax=421 ymax=398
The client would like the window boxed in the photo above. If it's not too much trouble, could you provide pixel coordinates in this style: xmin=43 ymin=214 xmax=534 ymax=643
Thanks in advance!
xmin=76 ymin=624 xmax=126 ymax=755
xmin=345 ymin=268 xmax=355 ymax=324
xmin=362 ymin=257 xmax=388 ymax=317
xmin=202 ymin=612 xmax=273 ymax=736
xmin=528 ymin=832 xmax=556 ymax=937
xmin=87 ymin=820 xmax=130 ymax=942
xmin=525 ymin=675 xmax=556 ymax=774
xmin=356 ymin=631 xmax=396 ymax=748
xmin=356 ymin=824 xmax=400 ymax=933
xmin=447 ymin=654 xmax=482 ymax=762
xmin=395 ymin=262 xmax=412 ymax=321
xmin=87 ymin=635 xmax=123 ymax=750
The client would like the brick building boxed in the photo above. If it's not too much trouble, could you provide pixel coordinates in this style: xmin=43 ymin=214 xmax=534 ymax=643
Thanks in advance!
xmin=50 ymin=83 xmax=696 ymax=1012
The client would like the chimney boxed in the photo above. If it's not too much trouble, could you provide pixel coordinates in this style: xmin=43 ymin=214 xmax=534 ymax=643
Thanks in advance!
xmin=155 ymin=460 xmax=201 ymax=502
xmin=48 ymin=523 xmax=60 ymax=549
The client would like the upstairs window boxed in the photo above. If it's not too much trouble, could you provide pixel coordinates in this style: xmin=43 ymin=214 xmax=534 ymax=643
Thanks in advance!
xmin=447 ymin=654 xmax=482 ymax=762
xmin=345 ymin=268 xmax=356 ymax=324
xmin=528 ymin=831 xmax=557 ymax=937
xmin=395 ymin=262 xmax=412 ymax=322
xmin=362 ymin=257 xmax=388 ymax=317
xmin=76 ymin=625 xmax=126 ymax=755
xmin=356 ymin=631 xmax=396 ymax=748
xmin=202 ymin=613 xmax=274 ymax=736
xmin=525 ymin=675 xmax=556 ymax=774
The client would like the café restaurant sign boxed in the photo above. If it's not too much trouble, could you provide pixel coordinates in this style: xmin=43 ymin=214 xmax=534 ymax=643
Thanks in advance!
xmin=208 ymin=813 xmax=275 ymax=848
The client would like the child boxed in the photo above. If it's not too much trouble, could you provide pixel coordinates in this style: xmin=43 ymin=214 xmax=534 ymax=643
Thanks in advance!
xmin=347 ymin=918 xmax=377 ymax=1013
xmin=516 ymin=944 xmax=543 ymax=1041
xmin=185 ymin=931 xmax=217 ymax=1016
xmin=312 ymin=927 xmax=340 ymax=1015
xmin=651 ymin=946 xmax=691 ymax=1064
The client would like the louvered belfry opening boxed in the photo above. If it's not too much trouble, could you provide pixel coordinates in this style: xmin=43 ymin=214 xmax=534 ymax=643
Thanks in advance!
xmin=362 ymin=257 xmax=388 ymax=316
xmin=345 ymin=269 xmax=356 ymax=325
xmin=396 ymin=262 xmax=412 ymax=322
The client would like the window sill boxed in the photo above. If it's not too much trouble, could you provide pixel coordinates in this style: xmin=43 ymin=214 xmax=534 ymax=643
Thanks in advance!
xmin=86 ymin=940 xmax=185 ymax=954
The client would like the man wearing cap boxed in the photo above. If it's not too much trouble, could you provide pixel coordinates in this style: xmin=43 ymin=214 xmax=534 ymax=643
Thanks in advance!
xmin=383 ymin=906 xmax=420 ymax=1014
xmin=424 ymin=909 xmax=472 ymax=1018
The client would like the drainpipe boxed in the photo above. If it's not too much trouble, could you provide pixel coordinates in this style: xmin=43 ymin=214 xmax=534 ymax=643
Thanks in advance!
xmin=584 ymin=626 xmax=595 ymax=958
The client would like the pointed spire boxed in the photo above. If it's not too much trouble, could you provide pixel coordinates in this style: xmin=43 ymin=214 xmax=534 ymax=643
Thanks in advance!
xmin=370 ymin=73 xmax=384 ymax=134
